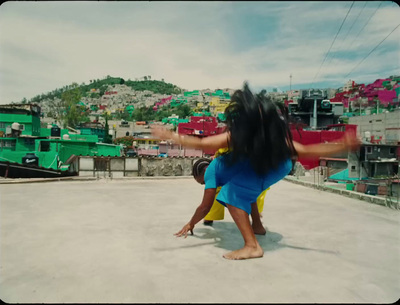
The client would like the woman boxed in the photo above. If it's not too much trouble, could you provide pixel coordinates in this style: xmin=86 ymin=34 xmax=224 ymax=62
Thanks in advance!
xmin=152 ymin=82 xmax=360 ymax=260
xmin=192 ymin=158 xmax=268 ymax=235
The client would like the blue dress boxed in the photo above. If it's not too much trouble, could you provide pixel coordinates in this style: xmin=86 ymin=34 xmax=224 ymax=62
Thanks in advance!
xmin=204 ymin=154 xmax=292 ymax=214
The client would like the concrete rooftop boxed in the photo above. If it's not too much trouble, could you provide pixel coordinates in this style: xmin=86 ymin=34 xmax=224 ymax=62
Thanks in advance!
xmin=1 ymin=178 xmax=399 ymax=303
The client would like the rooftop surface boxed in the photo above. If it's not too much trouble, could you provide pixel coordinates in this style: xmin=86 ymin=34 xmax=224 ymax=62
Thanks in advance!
xmin=1 ymin=178 xmax=399 ymax=303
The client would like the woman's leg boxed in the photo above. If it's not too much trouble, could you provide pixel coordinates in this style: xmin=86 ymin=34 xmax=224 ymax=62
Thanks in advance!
xmin=204 ymin=187 xmax=224 ymax=225
xmin=250 ymin=202 xmax=266 ymax=235
xmin=223 ymin=204 xmax=264 ymax=260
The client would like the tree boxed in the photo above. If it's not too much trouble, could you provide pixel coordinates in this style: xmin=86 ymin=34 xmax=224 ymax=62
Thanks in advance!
xmin=133 ymin=108 xmax=144 ymax=121
xmin=176 ymin=104 xmax=192 ymax=118
xmin=99 ymin=85 xmax=107 ymax=96
xmin=51 ymin=83 xmax=87 ymax=128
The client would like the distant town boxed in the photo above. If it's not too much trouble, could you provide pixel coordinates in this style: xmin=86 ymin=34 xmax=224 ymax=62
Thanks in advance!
xmin=0 ymin=74 xmax=399 ymax=201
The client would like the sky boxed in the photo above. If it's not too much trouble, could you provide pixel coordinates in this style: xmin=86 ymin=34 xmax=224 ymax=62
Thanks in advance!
xmin=0 ymin=1 xmax=399 ymax=104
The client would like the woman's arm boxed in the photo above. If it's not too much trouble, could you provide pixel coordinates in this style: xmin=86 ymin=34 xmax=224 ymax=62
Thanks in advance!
xmin=174 ymin=188 xmax=216 ymax=238
xmin=293 ymin=132 xmax=361 ymax=159
xmin=152 ymin=126 xmax=230 ymax=150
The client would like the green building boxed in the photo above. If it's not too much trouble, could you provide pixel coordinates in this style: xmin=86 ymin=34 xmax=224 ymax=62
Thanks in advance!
xmin=183 ymin=90 xmax=200 ymax=97
xmin=0 ymin=104 xmax=122 ymax=173
xmin=204 ymin=90 xmax=230 ymax=100
xmin=170 ymin=98 xmax=188 ymax=108
xmin=192 ymin=110 xmax=211 ymax=117
xmin=75 ymin=122 xmax=106 ymax=142
xmin=0 ymin=104 xmax=41 ymax=137
xmin=161 ymin=116 xmax=189 ymax=127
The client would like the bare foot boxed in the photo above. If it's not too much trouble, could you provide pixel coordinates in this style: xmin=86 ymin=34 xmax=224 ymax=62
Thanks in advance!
xmin=252 ymin=223 xmax=267 ymax=235
xmin=223 ymin=244 xmax=264 ymax=260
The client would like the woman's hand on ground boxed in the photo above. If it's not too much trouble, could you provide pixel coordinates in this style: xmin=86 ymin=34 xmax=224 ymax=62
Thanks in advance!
xmin=174 ymin=223 xmax=194 ymax=238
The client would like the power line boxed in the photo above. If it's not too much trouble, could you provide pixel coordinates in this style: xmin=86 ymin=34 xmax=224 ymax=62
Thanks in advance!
xmin=310 ymin=1 xmax=355 ymax=88
xmin=325 ymin=1 xmax=368 ymax=68
xmin=347 ymin=1 xmax=383 ymax=51
xmin=345 ymin=23 xmax=400 ymax=79
xmin=341 ymin=1 xmax=368 ymax=45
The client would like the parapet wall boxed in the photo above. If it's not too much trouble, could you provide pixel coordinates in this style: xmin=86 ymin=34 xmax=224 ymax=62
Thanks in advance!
xmin=78 ymin=156 xmax=200 ymax=178
xmin=139 ymin=157 xmax=194 ymax=176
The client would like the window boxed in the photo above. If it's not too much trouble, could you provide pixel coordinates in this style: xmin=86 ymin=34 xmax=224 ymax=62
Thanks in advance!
xmin=4 ymin=140 xmax=16 ymax=148
xmin=351 ymin=166 xmax=356 ymax=171
xmin=366 ymin=146 xmax=372 ymax=154
xmin=24 ymin=138 xmax=35 ymax=146
xmin=40 ymin=141 xmax=50 ymax=152
xmin=0 ymin=122 xmax=5 ymax=129
xmin=389 ymin=147 xmax=395 ymax=155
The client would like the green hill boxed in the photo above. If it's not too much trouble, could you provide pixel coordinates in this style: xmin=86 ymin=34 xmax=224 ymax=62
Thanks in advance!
xmin=24 ymin=76 xmax=183 ymax=105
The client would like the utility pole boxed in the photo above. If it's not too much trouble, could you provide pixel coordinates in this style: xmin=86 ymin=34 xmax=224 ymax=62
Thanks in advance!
xmin=289 ymin=74 xmax=292 ymax=91
xmin=309 ymin=89 xmax=318 ymax=130
xmin=313 ymin=96 xmax=318 ymax=129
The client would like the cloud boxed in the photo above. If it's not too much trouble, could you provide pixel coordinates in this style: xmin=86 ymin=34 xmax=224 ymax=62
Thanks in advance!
xmin=0 ymin=1 xmax=399 ymax=103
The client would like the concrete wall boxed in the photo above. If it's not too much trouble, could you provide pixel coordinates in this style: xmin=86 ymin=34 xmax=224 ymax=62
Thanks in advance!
xmin=78 ymin=156 xmax=199 ymax=177
xmin=139 ymin=157 xmax=195 ymax=176
xmin=347 ymin=152 xmax=368 ymax=179
xmin=107 ymin=121 xmax=153 ymax=139
xmin=364 ymin=145 xmax=397 ymax=160
xmin=349 ymin=110 xmax=400 ymax=141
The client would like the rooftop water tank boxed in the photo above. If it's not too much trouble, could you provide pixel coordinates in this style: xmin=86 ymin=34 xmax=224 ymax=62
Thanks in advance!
xmin=51 ymin=126 xmax=61 ymax=137
xmin=11 ymin=122 xmax=20 ymax=130
xmin=364 ymin=131 xmax=371 ymax=141
xmin=22 ymin=153 xmax=39 ymax=166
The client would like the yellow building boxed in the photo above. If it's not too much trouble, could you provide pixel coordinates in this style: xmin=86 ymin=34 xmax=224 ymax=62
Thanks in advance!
xmin=193 ymin=102 xmax=205 ymax=113
xmin=209 ymin=97 xmax=229 ymax=116
xmin=133 ymin=138 xmax=161 ymax=149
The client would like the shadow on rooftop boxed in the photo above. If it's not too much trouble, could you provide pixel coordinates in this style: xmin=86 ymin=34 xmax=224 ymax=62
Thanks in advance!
xmin=153 ymin=222 xmax=338 ymax=255
xmin=191 ymin=222 xmax=338 ymax=255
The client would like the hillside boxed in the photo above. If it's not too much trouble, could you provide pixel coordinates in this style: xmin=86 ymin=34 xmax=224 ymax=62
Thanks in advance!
xmin=24 ymin=76 xmax=183 ymax=105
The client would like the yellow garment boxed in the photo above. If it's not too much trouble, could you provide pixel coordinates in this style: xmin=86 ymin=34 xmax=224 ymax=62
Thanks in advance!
xmin=204 ymin=147 xmax=269 ymax=221
xmin=204 ymin=187 xmax=269 ymax=221
xmin=214 ymin=147 xmax=230 ymax=158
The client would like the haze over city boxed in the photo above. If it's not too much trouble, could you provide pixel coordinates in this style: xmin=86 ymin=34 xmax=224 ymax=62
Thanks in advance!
xmin=0 ymin=1 xmax=399 ymax=104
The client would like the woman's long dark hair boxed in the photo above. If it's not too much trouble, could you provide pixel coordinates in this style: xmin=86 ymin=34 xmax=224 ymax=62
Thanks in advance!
xmin=224 ymin=82 xmax=296 ymax=175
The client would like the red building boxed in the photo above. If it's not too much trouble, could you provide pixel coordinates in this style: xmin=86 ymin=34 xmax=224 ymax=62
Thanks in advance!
xmin=290 ymin=123 xmax=358 ymax=169
xmin=178 ymin=116 xmax=226 ymax=156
